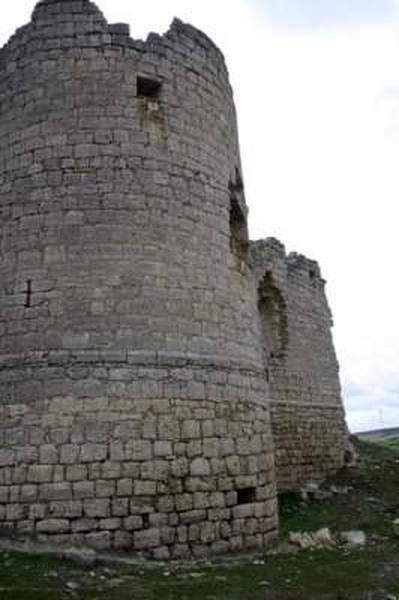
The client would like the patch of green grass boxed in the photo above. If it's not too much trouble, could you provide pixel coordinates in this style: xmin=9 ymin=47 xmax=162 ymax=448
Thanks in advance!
xmin=1 ymin=542 xmax=399 ymax=600
xmin=379 ymin=437 xmax=399 ymax=451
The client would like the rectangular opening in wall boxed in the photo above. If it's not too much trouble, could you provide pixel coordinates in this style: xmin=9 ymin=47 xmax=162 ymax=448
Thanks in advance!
xmin=137 ymin=76 xmax=162 ymax=99
xmin=237 ymin=487 xmax=256 ymax=505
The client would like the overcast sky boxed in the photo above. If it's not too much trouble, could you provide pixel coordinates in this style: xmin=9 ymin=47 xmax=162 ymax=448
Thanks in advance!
xmin=2 ymin=1 xmax=399 ymax=433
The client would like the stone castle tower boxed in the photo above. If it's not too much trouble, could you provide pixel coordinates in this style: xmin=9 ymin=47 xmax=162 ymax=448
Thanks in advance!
xmin=0 ymin=0 xmax=349 ymax=558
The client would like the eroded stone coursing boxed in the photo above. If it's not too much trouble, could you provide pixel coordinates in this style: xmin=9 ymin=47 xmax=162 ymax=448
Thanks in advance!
xmin=0 ymin=0 xmax=349 ymax=557
xmin=250 ymin=239 xmax=350 ymax=491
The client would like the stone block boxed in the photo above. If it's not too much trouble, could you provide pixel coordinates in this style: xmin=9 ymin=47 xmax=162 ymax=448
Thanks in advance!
xmin=124 ymin=515 xmax=143 ymax=531
xmin=171 ymin=458 xmax=189 ymax=478
xmin=126 ymin=441 xmax=152 ymax=462
xmin=66 ymin=465 xmax=87 ymax=482
xmin=39 ymin=445 xmax=58 ymax=464
xmin=134 ymin=481 xmax=157 ymax=496
xmin=36 ymin=519 xmax=70 ymax=534
xmin=49 ymin=501 xmax=83 ymax=518
xmin=226 ymin=456 xmax=240 ymax=476
xmin=157 ymin=495 xmax=175 ymax=513
xmin=158 ymin=416 xmax=180 ymax=440
xmin=181 ymin=420 xmax=200 ymax=439
xmin=71 ymin=518 xmax=98 ymax=533
xmin=153 ymin=546 xmax=170 ymax=560
xmin=232 ymin=503 xmax=256 ymax=519
xmin=60 ymin=445 xmax=80 ymax=465
xmin=112 ymin=499 xmax=129 ymax=517
xmin=116 ymin=478 xmax=133 ymax=496
xmin=193 ymin=492 xmax=210 ymax=510
xmin=96 ymin=480 xmax=115 ymax=498
xmin=99 ymin=518 xmax=121 ymax=531
xmin=153 ymin=441 xmax=173 ymax=457
xmin=175 ymin=494 xmax=193 ymax=512
xmin=86 ymin=532 xmax=112 ymax=551
xmin=203 ymin=438 xmax=220 ymax=458
xmin=113 ymin=531 xmax=132 ymax=550
xmin=6 ymin=504 xmax=25 ymax=521
xmin=0 ymin=486 xmax=9 ymax=503
xmin=190 ymin=458 xmax=210 ymax=477
xmin=84 ymin=499 xmax=110 ymax=518
xmin=180 ymin=510 xmax=206 ymax=524
xmin=20 ymin=485 xmax=38 ymax=502
xmin=209 ymin=492 xmax=225 ymax=508
xmin=134 ymin=528 xmax=161 ymax=550
xmin=141 ymin=460 xmax=169 ymax=481
xmin=81 ymin=444 xmax=107 ymax=463
xmin=40 ymin=483 xmax=72 ymax=501
xmin=28 ymin=465 xmax=53 ymax=483
xmin=73 ymin=481 xmax=95 ymax=499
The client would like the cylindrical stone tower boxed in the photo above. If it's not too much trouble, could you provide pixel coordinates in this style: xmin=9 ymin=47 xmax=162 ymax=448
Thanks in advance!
xmin=0 ymin=0 xmax=277 ymax=557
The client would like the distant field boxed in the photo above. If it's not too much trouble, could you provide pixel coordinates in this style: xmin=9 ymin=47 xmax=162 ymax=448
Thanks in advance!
xmin=357 ymin=427 xmax=399 ymax=443
xmin=357 ymin=428 xmax=399 ymax=450
xmin=379 ymin=437 xmax=399 ymax=450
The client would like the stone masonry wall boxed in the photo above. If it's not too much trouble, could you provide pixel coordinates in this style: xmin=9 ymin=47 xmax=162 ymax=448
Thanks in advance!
xmin=0 ymin=351 xmax=276 ymax=558
xmin=0 ymin=0 xmax=256 ymax=362
xmin=250 ymin=239 xmax=349 ymax=491
xmin=0 ymin=0 xmax=278 ymax=556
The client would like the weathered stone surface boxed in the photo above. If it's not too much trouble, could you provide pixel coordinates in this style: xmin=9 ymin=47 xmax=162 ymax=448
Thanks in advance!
xmin=0 ymin=0 xmax=348 ymax=560
xmin=250 ymin=239 xmax=350 ymax=490
xmin=36 ymin=520 xmax=70 ymax=534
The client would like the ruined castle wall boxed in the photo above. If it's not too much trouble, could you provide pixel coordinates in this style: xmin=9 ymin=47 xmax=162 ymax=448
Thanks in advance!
xmin=0 ymin=0 xmax=277 ymax=557
xmin=250 ymin=239 xmax=349 ymax=491
xmin=0 ymin=1 xmax=255 ymax=361
xmin=0 ymin=352 xmax=276 ymax=558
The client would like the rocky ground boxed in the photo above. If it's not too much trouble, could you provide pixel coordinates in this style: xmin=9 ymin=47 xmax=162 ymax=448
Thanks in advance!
xmin=0 ymin=436 xmax=398 ymax=600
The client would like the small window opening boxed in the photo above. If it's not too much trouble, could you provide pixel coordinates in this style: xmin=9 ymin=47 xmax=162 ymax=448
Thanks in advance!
xmin=24 ymin=279 xmax=32 ymax=308
xmin=309 ymin=269 xmax=316 ymax=280
xmin=237 ymin=487 xmax=257 ymax=505
xmin=137 ymin=76 xmax=162 ymax=99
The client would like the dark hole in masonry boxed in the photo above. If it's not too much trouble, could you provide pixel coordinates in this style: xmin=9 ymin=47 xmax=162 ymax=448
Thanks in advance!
xmin=137 ymin=76 xmax=162 ymax=99
xmin=234 ymin=166 xmax=244 ymax=192
xmin=237 ymin=487 xmax=256 ymax=505
xmin=142 ymin=514 xmax=150 ymax=529
xmin=309 ymin=269 xmax=316 ymax=280
xmin=229 ymin=196 xmax=248 ymax=261
xmin=229 ymin=167 xmax=248 ymax=262
xmin=24 ymin=279 xmax=32 ymax=308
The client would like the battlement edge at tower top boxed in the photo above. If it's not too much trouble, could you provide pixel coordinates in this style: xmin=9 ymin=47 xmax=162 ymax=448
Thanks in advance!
xmin=0 ymin=0 xmax=230 ymax=85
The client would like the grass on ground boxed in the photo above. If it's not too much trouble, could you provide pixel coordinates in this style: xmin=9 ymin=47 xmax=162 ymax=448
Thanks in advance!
xmin=1 ymin=436 xmax=399 ymax=600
